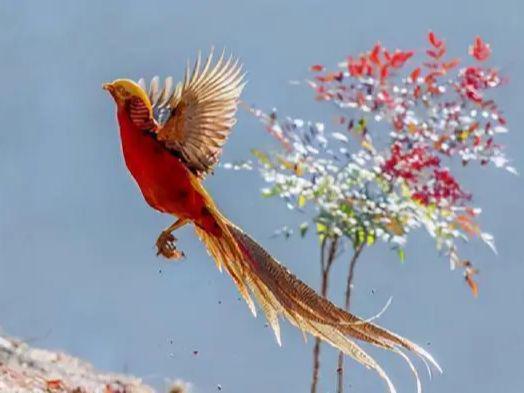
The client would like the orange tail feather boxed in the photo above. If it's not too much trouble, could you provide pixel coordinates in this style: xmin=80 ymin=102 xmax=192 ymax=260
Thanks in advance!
xmin=194 ymin=217 xmax=441 ymax=393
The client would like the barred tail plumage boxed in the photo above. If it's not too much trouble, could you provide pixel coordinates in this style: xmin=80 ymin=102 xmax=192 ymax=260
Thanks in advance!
xmin=194 ymin=218 xmax=441 ymax=393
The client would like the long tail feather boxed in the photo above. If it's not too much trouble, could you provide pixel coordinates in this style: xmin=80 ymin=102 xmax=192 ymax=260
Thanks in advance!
xmin=195 ymin=219 xmax=441 ymax=393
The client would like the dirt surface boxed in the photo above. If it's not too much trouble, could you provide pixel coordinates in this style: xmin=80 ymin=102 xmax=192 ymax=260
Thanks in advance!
xmin=0 ymin=334 xmax=158 ymax=393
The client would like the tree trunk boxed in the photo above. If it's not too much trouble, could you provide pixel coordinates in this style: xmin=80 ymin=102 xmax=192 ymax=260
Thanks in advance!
xmin=336 ymin=243 xmax=364 ymax=393
xmin=310 ymin=236 xmax=339 ymax=393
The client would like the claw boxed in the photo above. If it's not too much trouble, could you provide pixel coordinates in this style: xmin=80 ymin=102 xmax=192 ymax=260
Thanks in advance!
xmin=156 ymin=231 xmax=185 ymax=260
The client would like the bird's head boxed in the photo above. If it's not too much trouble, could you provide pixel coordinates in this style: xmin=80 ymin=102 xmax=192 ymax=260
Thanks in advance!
xmin=102 ymin=79 xmax=152 ymax=112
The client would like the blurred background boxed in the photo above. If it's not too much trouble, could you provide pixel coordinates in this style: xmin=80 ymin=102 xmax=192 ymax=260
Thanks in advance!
xmin=0 ymin=1 xmax=522 ymax=392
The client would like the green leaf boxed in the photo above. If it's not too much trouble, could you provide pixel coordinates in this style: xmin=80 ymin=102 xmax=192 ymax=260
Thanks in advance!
xmin=313 ymin=179 xmax=329 ymax=197
xmin=366 ymin=231 xmax=376 ymax=245
xmin=261 ymin=185 xmax=282 ymax=198
xmin=397 ymin=248 xmax=405 ymax=263
xmin=355 ymin=227 xmax=366 ymax=246
xmin=250 ymin=148 xmax=272 ymax=167
xmin=299 ymin=222 xmax=309 ymax=237
xmin=316 ymin=222 xmax=328 ymax=242
xmin=339 ymin=202 xmax=354 ymax=216
xmin=298 ymin=194 xmax=306 ymax=208
xmin=356 ymin=117 xmax=367 ymax=133
xmin=400 ymin=182 xmax=411 ymax=198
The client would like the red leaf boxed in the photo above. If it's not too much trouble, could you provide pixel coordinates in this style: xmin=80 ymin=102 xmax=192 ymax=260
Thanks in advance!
xmin=469 ymin=36 xmax=491 ymax=61
xmin=428 ymin=31 xmax=443 ymax=48
xmin=410 ymin=67 xmax=421 ymax=82
xmin=426 ymin=45 xmax=446 ymax=60
xmin=468 ymin=122 xmax=479 ymax=133
xmin=347 ymin=57 xmax=363 ymax=77
xmin=426 ymin=49 xmax=438 ymax=59
xmin=413 ymin=85 xmax=421 ymax=98
xmin=356 ymin=92 xmax=366 ymax=107
xmin=390 ymin=51 xmax=414 ymax=68
xmin=380 ymin=65 xmax=389 ymax=81
xmin=465 ymin=273 xmax=479 ymax=297
xmin=455 ymin=214 xmax=480 ymax=236
xmin=315 ymin=72 xmax=342 ymax=83
xmin=361 ymin=56 xmax=373 ymax=76
xmin=369 ymin=43 xmax=382 ymax=65
xmin=383 ymin=49 xmax=391 ymax=62
xmin=424 ymin=70 xmax=444 ymax=85
xmin=465 ymin=207 xmax=479 ymax=216
xmin=443 ymin=58 xmax=460 ymax=70
xmin=465 ymin=85 xmax=483 ymax=103
xmin=310 ymin=64 xmax=325 ymax=72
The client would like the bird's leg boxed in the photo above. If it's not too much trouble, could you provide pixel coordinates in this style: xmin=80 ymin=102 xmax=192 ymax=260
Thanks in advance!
xmin=156 ymin=218 xmax=189 ymax=260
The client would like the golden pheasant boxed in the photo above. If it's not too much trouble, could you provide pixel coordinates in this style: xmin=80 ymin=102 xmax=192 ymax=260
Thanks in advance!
xmin=103 ymin=50 xmax=440 ymax=393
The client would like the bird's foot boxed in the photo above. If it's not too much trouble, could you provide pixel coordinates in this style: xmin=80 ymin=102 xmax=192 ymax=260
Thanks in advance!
xmin=156 ymin=231 xmax=185 ymax=260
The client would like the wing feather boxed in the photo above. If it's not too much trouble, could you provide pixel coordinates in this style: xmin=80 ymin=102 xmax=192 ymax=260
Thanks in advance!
xmin=148 ymin=76 xmax=160 ymax=104
xmin=137 ymin=50 xmax=245 ymax=176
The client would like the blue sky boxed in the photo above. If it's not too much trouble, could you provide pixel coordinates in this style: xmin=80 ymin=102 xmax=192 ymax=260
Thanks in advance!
xmin=0 ymin=1 xmax=523 ymax=392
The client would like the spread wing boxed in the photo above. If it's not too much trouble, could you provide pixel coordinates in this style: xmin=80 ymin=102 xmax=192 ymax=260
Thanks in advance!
xmin=139 ymin=50 xmax=245 ymax=177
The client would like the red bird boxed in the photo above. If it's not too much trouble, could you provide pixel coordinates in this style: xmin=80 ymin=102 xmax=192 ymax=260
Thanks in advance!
xmin=103 ymin=50 xmax=439 ymax=392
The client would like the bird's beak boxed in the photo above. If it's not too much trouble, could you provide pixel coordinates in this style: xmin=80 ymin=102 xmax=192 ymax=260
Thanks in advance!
xmin=102 ymin=82 xmax=113 ymax=92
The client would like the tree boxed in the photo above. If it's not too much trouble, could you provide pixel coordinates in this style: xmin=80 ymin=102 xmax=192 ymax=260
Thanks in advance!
xmin=228 ymin=32 xmax=514 ymax=392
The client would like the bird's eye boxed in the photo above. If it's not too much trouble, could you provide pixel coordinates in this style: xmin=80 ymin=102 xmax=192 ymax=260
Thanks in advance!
xmin=116 ymin=86 xmax=130 ymax=98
